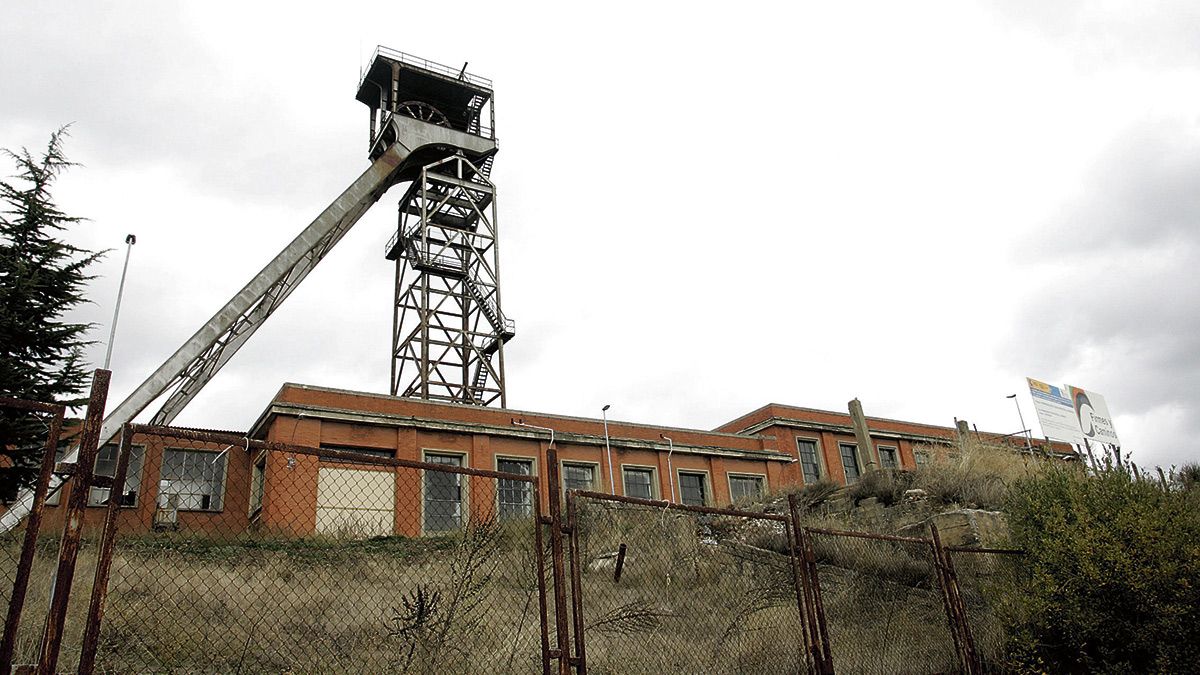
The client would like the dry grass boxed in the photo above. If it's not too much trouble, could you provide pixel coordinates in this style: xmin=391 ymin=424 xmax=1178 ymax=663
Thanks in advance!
xmin=0 ymin=522 xmax=545 ymax=674
xmin=0 ymin=486 xmax=1011 ymax=673
xmin=846 ymin=439 xmax=1045 ymax=510
xmin=570 ymin=498 xmax=962 ymax=674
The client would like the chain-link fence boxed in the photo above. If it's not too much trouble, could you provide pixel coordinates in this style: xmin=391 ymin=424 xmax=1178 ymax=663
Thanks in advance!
xmin=947 ymin=547 xmax=1026 ymax=672
xmin=76 ymin=424 xmax=550 ymax=674
xmin=805 ymin=528 xmax=959 ymax=674
xmin=2 ymin=412 xmax=1035 ymax=674
xmin=0 ymin=396 xmax=69 ymax=670
xmin=567 ymin=491 xmax=808 ymax=674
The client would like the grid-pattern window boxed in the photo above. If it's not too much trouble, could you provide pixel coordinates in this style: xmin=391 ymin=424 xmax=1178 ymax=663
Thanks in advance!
xmin=89 ymin=444 xmax=145 ymax=507
xmin=796 ymin=438 xmax=821 ymax=484
xmin=915 ymin=451 xmax=929 ymax=466
xmin=622 ymin=467 xmax=655 ymax=500
xmin=562 ymin=463 xmax=595 ymax=492
xmin=160 ymin=448 xmax=227 ymax=511
xmin=497 ymin=458 xmax=533 ymax=520
xmin=878 ymin=446 xmax=899 ymax=470
xmin=839 ymin=443 xmax=861 ymax=485
xmin=424 ymin=453 xmax=464 ymax=532
xmin=679 ymin=472 xmax=707 ymax=506
xmin=729 ymin=475 xmax=764 ymax=502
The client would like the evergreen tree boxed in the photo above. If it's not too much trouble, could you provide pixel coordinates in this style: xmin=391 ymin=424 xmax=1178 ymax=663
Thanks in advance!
xmin=0 ymin=128 xmax=104 ymax=498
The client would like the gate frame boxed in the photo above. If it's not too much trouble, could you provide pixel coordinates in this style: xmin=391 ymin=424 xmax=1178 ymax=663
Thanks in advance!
xmin=562 ymin=487 xmax=813 ymax=674
xmin=802 ymin=523 xmax=986 ymax=674
xmin=34 ymin=369 xmax=111 ymax=675
xmin=0 ymin=397 xmax=66 ymax=674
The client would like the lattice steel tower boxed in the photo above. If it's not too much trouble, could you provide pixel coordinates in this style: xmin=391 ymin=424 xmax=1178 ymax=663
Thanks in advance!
xmin=357 ymin=50 xmax=514 ymax=406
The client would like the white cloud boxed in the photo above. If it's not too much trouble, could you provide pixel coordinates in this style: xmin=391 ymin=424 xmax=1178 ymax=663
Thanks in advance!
xmin=3 ymin=1 xmax=1198 ymax=468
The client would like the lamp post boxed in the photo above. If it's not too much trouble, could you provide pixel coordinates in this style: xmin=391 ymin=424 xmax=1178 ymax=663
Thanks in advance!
xmin=601 ymin=405 xmax=615 ymax=494
xmin=1006 ymin=394 xmax=1033 ymax=452
xmin=103 ymin=234 xmax=136 ymax=369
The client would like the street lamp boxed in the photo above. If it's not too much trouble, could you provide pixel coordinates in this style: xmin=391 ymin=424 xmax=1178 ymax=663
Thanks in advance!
xmin=103 ymin=234 xmax=136 ymax=369
xmin=1006 ymin=394 xmax=1033 ymax=452
xmin=601 ymin=405 xmax=615 ymax=494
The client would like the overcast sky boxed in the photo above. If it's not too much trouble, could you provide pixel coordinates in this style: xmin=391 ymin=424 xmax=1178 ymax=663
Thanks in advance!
xmin=3 ymin=2 xmax=1198 ymax=469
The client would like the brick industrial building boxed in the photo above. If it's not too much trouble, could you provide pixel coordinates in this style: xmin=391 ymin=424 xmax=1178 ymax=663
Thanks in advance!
xmin=34 ymin=382 xmax=1039 ymax=538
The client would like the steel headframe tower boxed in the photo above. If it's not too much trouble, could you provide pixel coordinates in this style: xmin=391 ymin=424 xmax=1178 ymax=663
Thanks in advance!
xmin=1 ymin=47 xmax=506 ymax=533
xmin=360 ymin=50 xmax=515 ymax=406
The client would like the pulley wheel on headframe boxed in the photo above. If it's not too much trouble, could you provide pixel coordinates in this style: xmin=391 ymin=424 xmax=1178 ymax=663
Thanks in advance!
xmin=396 ymin=101 xmax=451 ymax=127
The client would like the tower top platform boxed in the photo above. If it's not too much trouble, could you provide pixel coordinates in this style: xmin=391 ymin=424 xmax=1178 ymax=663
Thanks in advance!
xmin=356 ymin=47 xmax=494 ymax=139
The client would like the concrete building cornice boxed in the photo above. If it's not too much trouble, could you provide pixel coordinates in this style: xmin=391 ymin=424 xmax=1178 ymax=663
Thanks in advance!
xmin=737 ymin=415 xmax=957 ymax=446
xmin=254 ymin=401 xmax=794 ymax=463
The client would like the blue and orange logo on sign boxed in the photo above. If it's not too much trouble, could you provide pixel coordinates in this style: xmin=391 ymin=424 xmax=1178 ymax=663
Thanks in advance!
xmin=1028 ymin=378 xmax=1066 ymax=400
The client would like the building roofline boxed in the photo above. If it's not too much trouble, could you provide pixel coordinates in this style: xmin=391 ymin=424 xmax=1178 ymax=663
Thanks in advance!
xmin=718 ymin=401 xmax=967 ymax=436
xmin=254 ymin=383 xmax=769 ymax=441
xmin=253 ymin=400 xmax=794 ymax=462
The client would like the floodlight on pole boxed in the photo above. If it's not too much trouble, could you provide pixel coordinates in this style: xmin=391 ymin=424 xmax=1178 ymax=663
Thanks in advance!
xmin=601 ymin=405 xmax=615 ymax=494
xmin=103 ymin=234 xmax=136 ymax=370
xmin=1006 ymin=394 xmax=1034 ymax=452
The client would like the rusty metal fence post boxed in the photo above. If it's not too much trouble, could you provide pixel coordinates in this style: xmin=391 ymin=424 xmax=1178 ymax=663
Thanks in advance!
xmin=34 ymin=369 xmax=110 ymax=675
xmin=76 ymin=424 xmax=135 ymax=675
xmin=801 ymin=526 xmax=836 ymax=674
xmin=787 ymin=494 xmax=834 ymax=675
xmin=0 ymin=398 xmax=66 ymax=675
xmin=544 ymin=448 xmax=573 ymax=674
xmin=534 ymin=483 xmax=553 ymax=675
xmin=565 ymin=491 xmax=587 ymax=675
xmin=930 ymin=523 xmax=981 ymax=674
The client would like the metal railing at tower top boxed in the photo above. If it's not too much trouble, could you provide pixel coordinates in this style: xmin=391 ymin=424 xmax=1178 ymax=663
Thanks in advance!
xmin=360 ymin=46 xmax=494 ymax=91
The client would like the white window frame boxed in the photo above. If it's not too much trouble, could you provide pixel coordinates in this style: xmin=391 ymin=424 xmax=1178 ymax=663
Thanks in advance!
xmin=159 ymin=446 xmax=229 ymax=512
xmin=88 ymin=443 xmax=147 ymax=508
xmin=560 ymin=460 xmax=600 ymax=494
xmin=727 ymin=472 xmax=767 ymax=504
xmin=676 ymin=469 xmax=712 ymax=507
xmin=620 ymin=464 xmax=658 ymax=500
xmin=421 ymin=449 xmax=469 ymax=535
xmin=877 ymin=445 xmax=900 ymax=470
xmin=494 ymin=454 xmax=537 ymax=521
xmin=794 ymin=436 xmax=825 ymax=484
xmin=838 ymin=442 xmax=863 ymax=485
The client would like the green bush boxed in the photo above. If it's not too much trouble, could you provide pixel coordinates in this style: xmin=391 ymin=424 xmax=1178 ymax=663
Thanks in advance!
xmin=1004 ymin=464 xmax=1200 ymax=672
xmin=1176 ymin=462 xmax=1200 ymax=491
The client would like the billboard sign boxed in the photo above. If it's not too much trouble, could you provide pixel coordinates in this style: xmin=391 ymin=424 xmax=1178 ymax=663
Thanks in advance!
xmin=1066 ymin=385 xmax=1121 ymax=446
xmin=1027 ymin=378 xmax=1085 ymax=444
